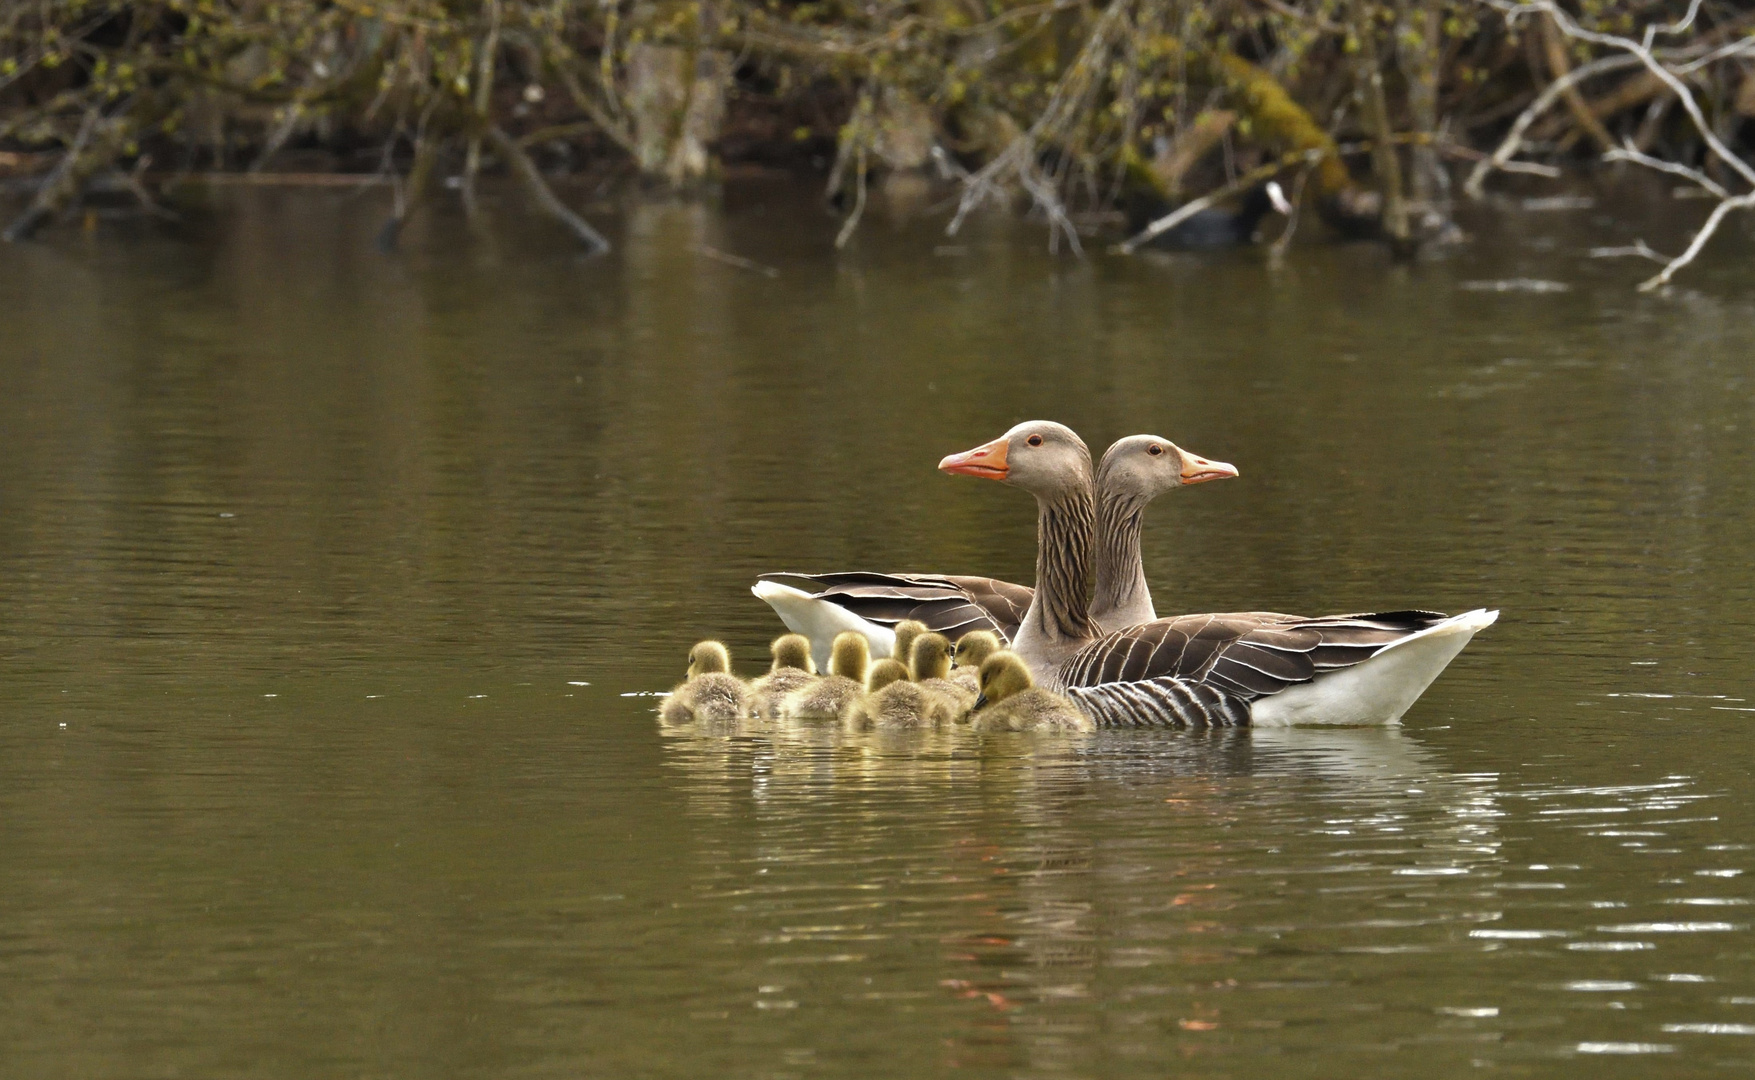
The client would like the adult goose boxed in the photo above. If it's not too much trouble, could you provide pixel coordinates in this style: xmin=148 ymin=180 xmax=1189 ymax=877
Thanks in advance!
xmin=937 ymin=421 xmax=1497 ymax=728
xmin=752 ymin=434 xmax=1238 ymax=670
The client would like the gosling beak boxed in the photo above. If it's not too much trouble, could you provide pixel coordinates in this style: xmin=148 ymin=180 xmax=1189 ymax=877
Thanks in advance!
xmin=938 ymin=436 xmax=1010 ymax=480
xmin=1179 ymin=450 xmax=1239 ymax=486
xmin=973 ymin=693 xmax=988 ymax=710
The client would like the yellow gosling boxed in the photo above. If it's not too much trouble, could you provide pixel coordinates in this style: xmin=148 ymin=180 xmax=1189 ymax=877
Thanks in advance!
xmin=948 ymin=630 xmax=1001 ymax=696
xmin=660 ymin=640 xmax=750 ymax=724
xmin=781 ymin=631 xmax=870 ymax=718
xmin=890 ymin=620 xmax=928 ymax=665
xmin=749 ymin=633 xmax=818 ymax=718
xmin=910 ymin=632 xmax=975 ymax=711
xmin=968 ymin=651 xmax=1095 ymax=733
xmin=844 ymin=658 xmax=958 ymax=730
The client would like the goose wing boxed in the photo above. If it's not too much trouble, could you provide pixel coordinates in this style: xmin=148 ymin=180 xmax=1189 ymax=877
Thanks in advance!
xmin=1057 ymin=610 xmax=1454 ymax=698
xmin=755 ymin=572 xmax=1031 ymax=643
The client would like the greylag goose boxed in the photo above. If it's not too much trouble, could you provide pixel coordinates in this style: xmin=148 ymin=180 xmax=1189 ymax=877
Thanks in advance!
xmin=843 ymin=658 xmax=960 ymax=730
xmin=752 ymin=434 xmax=1236 ymax=667
xmin=967 ymin=650 xmax=1096 ymax=733
xmin=908 ymin=632 xmax=975 ymax=711
xmin=749 ymin=633 xmax=817 ymax=719
xmin=780 ymin=631 xmax=871 ymax=719
xmin=938 ymin=421 xmax=1497 ymax=728
xmin=660 ymin=640 xmax=750 ymax=724
xmin=947 ymin=629 xmax=1001 ymax=696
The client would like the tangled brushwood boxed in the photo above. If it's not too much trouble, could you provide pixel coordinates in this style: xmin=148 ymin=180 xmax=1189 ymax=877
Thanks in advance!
xmin=1 ymin=0 xmax=1752 ymax=282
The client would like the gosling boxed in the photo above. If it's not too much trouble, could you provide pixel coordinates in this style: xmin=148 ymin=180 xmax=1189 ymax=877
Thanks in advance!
xmin=660 ymin=640 xmax=750 ymax=724
xmin=890 ymin=619 xmax=928 ymax=665
xmin=948 ymin=630 xmax=1001 ymax=696
xmin=843 ymin=658 xmax=959 ymax=730
xmin=967 ymin=651 xmax=1095 ymax=733
xmin=910 ymin=632 xmax=975 ymax=711
xmin=749 ymin=633 xmax=817 ymax=718
xmin=781 ymin=631 xmax=870 ymax=718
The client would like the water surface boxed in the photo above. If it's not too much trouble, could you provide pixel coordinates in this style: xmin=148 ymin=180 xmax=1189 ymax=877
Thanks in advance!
xmin=2 ymin=181 xmax=1754 ymax=1077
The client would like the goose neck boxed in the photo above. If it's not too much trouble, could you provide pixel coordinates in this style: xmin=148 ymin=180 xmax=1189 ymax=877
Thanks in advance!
xmin=1013 ymin=484 xmax=1097 ymax=675
xmin=1092 ymin=491 xmax=1156 ymax=631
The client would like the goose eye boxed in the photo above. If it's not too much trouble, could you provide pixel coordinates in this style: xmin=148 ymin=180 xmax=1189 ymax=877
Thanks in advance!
xmin=1147 ymin=444 xmax=1163 ymax=456
xmin=1027 ymin=434 xmax=1043 ymax=447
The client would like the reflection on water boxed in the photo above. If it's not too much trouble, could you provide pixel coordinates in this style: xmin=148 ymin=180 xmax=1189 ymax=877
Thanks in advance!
xmin=2 ymin=183 xmax=1754 ymax=1076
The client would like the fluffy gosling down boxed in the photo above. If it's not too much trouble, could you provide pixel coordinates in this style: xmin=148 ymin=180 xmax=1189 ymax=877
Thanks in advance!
xmin=910 ymin=632 xmax=975 ymax=710
xmin=781 ymin=631 xmax=871 ymax=718
xmin=843 ymin=657 xmax=960 ymax=730
xmin=948 ymin=630 xmax=1000 ymax=696
xmin=890 ymin=620 xmax=928 ymax=666
xmin=661 ymin=640 xmax=751 ymax=724
xmin=968 ymin=651 xmax=1095 ymax=733
xmin=749 ymin=633 xmax=817 ymax=718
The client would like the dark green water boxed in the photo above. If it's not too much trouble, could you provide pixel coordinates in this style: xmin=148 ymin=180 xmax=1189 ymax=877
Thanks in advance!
xmin=2 ymin=181 xmax=1754 ymax=1077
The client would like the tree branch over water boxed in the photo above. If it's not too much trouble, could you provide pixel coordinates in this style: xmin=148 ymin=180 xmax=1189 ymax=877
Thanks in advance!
xmin=1476 ymin=0 xmax=1755 ymax=290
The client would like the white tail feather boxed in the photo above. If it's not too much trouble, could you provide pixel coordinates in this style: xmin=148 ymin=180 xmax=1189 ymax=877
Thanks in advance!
xmin=751 ymin=581 xmax=897 ymax=671
xmin=1250 ymin=609 xmax=1498 ymax=727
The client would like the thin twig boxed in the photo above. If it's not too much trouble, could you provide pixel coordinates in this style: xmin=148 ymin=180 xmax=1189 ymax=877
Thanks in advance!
xmin=693 ymin=245 xmax=779 ymax=277
xmin=1588 ymin=240 xmax=1669 ymax=263
xmin=835 ymin=145 xmax=867 ymax=250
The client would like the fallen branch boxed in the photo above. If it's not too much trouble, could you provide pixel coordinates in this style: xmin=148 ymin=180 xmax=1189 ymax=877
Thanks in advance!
xmin=1480 ymin=0 xmax=1755 ymax=290
xmin=485 ymin=125 xmax=611 ymax=254
xmin=3 ymin=105 xmax=132 ymax=242
xmin=1464 ymin=52 xmax=1642 ymax=198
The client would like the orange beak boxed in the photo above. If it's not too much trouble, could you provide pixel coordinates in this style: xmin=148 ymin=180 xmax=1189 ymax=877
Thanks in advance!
xmin=939 ymin=436 xmax=1010 ymax=480
xmin=1179 ymin=450 xmax=1239 ymax=485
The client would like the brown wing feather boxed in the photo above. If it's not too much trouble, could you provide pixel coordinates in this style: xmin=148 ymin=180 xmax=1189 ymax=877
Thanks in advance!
xmin=1059 ymin=610 xmax=1454 ymax=699
xmin=757 ymin=572 xmax=1029 ymax=643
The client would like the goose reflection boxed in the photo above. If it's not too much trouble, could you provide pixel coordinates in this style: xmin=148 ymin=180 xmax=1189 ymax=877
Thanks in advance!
xmin=655 ymin=718 xmax=1505 ymax=1069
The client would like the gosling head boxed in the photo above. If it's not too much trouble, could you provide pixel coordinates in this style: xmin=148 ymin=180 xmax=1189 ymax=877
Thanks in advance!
xmin=829 ymin=631 xmax=871 ymax=682
xmin=891 ymin=620 xmax=928 ymax=665
xmin=866 ymin=658 xmax=910 ymax=692
xmin=687 ymin=640 xmax=733 ymax=679
xmin=1097 ymin=434 xmax=1237 ymax=514
xmin=770 ymin=633 xmax=815 ymax=674
xmin=952 ymin=630 xmax=1001 ymax=669
xmin=974 ymin=650 xmax=1034 ymax=710
xmin=938 ymin=420 xmax=1091 ymax=501
xmin=910 ymin=632 xmax=953 ymax=682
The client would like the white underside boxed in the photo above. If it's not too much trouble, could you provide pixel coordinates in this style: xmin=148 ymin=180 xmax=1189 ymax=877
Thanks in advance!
xmin=1249 ymin=609 xmax=1499 ymax=727
xmin=751 ymin=581 xmax=897 ymax=672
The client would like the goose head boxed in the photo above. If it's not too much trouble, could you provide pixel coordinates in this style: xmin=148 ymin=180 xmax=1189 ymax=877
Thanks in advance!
xmin=867 ymin=658 xmax=910 ymax=692
xmin=688 ymin=640 xmax=733 ymax=678
xmin=770 ymin=633 xmax=815 ymax=674
xmin=974 ymin=650 xmax=1034 ymax=710
xmin=829 ymin=631 xmax=871 ymax=682
xmin=910 ymin=632 xmax=954 ymax=681
xmin=953 ymin=630 xmax=1001 ymax=669
xmin=891 ymin=620 xmax=928 ymax=665
xmin=939 ymin=420 xmax=1092 ymax=500
xmin=1097 ymin=434 xmax=1237 ymax=508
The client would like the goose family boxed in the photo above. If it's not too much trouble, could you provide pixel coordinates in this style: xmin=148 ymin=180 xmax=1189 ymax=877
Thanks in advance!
xmin=936 ymin=421 xmax=1496 ymax=728
xmin=661 ymin=641 xmax=750 ymax=724
xmin=752 ymin=433 xmax=1237 ymax=668
xmin=656 ymin=420 xmax=1492 ymax=732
